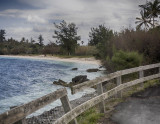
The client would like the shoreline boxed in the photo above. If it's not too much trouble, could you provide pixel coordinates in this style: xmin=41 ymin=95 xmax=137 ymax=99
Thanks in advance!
xmin=0 ymin=55 xmax=101 ymax=65
xmin=0 ymin=54 xmax=102 ymax=123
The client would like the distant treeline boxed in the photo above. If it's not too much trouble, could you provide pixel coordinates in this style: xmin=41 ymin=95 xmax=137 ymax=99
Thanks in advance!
xmin=0 ymin=37 xmax=97 ymax=56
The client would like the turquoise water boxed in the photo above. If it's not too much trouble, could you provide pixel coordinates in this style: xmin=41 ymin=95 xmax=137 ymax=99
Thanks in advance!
xmin=0 ymin=56 xmax=104 ymax=116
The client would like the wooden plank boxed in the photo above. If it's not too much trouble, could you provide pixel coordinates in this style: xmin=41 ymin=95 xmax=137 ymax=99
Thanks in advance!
xmin=60 ymin=95 xmax=78 ymax=124
xmin=0 ymin=88 xmax=67 ymax=124
xmin=116 ymin=76 xmax=122 ymax=98
xmin=10 ymin=106 xmax=26 ymax=124
xmin=71 ymin=72 xmax=121 ymax=94
xmin=54 ymin=94 xmax=105 ymax=124
xmin=96 ymin=83 xmax=105 ymax=113
xmin=54 ymin=73 xmax=160 ymax=124
xmin=71 ymin=63 xmax=160 ymax=94
xmin=139 ymin=70 xmax=144 ymax=88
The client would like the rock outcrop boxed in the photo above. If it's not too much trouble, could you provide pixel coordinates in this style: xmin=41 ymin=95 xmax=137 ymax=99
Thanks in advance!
xmin=86 ymin=68 xmax=99 ymax=72
xmin=53 ymin=75 xmax=89 ymax=87
xmin=53 ymin=79 xmax=70 ymax=87
xmin=71 ymin=68 xmax=78 ymax=71
xmin=71 ymin=75 xmax=89 ymax=85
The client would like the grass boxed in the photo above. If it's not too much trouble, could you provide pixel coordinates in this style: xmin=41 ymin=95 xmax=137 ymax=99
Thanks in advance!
xmin=77 ymin=108 xmax=104 ymax=124
xmin=144 ymin=79 xmax=160 ymax=88
xmin=123 ymin=79 xmax=160 ymax=97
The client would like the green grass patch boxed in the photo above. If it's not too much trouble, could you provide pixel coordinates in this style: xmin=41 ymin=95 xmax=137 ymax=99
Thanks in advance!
xmin=77 ymin=108 xmax=104 ymax=124
xmin=122 ymin=79 xmax=160 ymax=97
xmin=144 ymin=79 xmax=160 ymax=89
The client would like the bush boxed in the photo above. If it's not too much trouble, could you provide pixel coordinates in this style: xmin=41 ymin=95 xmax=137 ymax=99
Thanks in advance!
xmin=111 ymin=28 xmax=160 ymax=64
xmin=104 ymin=50 xmax=143 ymax=71
xmin=75 ymin=46 xmax=97 ymax=56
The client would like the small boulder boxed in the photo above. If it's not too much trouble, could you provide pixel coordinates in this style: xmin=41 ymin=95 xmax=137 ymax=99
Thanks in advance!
xmin=99 ymin=66 xmax=104 ymax=68
xmin=10 ymin=106 xmax=17 ymax=109
xmin=87 ymin=68 xmax=99 ymax=72
xmin=71 ymin=68 xmax=78 ymax=71
xmin=53 ymin=79 xmax=69 ymax=87
xmin=71 ymin=75 xmax=89 ymax=85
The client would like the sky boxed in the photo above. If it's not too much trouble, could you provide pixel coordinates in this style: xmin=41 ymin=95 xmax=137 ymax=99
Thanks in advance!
xmin=0 ymin=0 xmax=147 ymax=45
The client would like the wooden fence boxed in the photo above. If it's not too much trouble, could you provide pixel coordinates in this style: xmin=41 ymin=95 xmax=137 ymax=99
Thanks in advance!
xmin=0 ymin=63 xmax=160 ymax=124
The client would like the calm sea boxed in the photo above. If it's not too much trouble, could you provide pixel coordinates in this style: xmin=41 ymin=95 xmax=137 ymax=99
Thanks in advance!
xmin=0 ymin=56 xmax=104 ymax=116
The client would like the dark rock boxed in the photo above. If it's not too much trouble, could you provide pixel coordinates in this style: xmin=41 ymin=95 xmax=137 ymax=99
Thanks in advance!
xmin=71 ymin=75 xmax=89 ymax=85
xmin=99 ymin=66 xmax=104 ymax=68
xmin=86 ymin=68 xmax=99 ymax=72
xmin=71 ymin=68 xmax=78 ymax=71
xmin=10 ymin=106 xmax=17 ymax=109
xmin=53 ymin=75 xmax=89 ymax=87
xmin=53 ymin=79 xmax=70 ymax=87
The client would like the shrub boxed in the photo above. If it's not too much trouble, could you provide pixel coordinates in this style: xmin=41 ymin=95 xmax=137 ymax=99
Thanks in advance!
xmin=111 ymin=28 xmax=160 ymax=64
xmin=104 ymin=50 xmax=143 ymax=71
xmin=75 ymin=46 xmax=97 ymax=56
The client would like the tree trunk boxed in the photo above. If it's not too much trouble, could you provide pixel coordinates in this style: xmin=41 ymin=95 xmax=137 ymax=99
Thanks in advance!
xmin=153 ymin=17 xmax=155 ymax=28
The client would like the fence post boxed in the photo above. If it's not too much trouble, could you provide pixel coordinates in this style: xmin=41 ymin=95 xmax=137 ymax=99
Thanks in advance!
xmin=60 ymin=95 xmax=78 ymax=124
xmin=96 ymin=83 xmax=105 ymax=113
xmin=139 ymin=70 xmax=144 ymax=88
xmin=116 ymin=76 xmax=122 ymax=98
xmin=10 ymin=106 xmax=26 ymax=124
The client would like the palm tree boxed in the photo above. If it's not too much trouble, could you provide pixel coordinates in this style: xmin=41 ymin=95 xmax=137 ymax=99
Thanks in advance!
xmin=139 ymin=0 xmax=160 ymax=28
xmin=135 ymin=10 xmax=152 ymax=30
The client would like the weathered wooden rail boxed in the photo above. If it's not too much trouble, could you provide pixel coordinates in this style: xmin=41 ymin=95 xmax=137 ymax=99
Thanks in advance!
xmin=0 ymin=88 xmax=77 ymax=124
xmin=0 ymin=63 xmax=160 ymax=124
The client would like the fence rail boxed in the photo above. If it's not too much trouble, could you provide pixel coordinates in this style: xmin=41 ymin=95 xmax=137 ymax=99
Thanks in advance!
xmin=55 ymin=73 xmax=160 ymax=124
xmin=0 ymin=63 xmax=160 ymax=124
xmin=71 ymin=63 xmax=160 ymax=94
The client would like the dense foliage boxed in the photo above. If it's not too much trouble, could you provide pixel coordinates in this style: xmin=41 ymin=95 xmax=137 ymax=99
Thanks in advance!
xmin=109 ymin=50 xmax=143 ymax=71
xmin=136 ymin=0 xmax=160 ymax=30
xmin=88 ymin=25 xmax=113 ymax=58
xmin=111 ymin=28 xmax=160 ymax=63
xmin=0 ymin=30 xmax=6 ymax=42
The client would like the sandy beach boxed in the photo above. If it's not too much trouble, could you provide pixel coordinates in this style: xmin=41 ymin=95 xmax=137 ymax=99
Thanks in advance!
xmin=0 ymin=55 xmax=101 ymax=65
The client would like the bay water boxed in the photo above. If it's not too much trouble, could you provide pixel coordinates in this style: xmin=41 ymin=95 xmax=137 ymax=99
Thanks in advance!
xmin=0 ymin=56 xmax=104 ymax=116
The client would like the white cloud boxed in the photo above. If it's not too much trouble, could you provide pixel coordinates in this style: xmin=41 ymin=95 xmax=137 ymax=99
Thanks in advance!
xmin=27 ymin=15 xmax=46 ymax=23
xmin=1 ymin=0 xmax=147 ymax=44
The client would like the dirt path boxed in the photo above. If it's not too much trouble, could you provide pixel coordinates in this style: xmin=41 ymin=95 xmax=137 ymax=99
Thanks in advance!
xmin=110 ymin=84 xmax=160 ymax=124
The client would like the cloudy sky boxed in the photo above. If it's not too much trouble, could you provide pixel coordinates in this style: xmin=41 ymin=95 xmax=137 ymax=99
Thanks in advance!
xmin=0 ymin=0 xmax=146 ymax=44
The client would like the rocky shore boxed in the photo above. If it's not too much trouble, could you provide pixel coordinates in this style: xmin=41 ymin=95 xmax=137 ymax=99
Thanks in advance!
xmin=26 ymin=92 xmax=97 ymax=124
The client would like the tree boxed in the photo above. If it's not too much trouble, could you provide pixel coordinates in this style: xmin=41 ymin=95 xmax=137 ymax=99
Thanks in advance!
xmin=53 ymin=20 xmax=81 ymax=55
xmin=21 ymin=37 xmax=25 ymax=43
xmin=139 ymin=0 xmax=160 ymax=28
xmin=88 ymin=25 xmax=113 ymax=58
xmin=135 ymin=10 xmax=153 ymax=30
xmin=81 ymin=41 xmax=84 ymax=45
xmin=38 ymin=34 xmax=44 ymax=46
xmin=0 ymin=29 xmax=6 ymax=42
xmin=31 ymin=37 xmax=35 ymax=44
